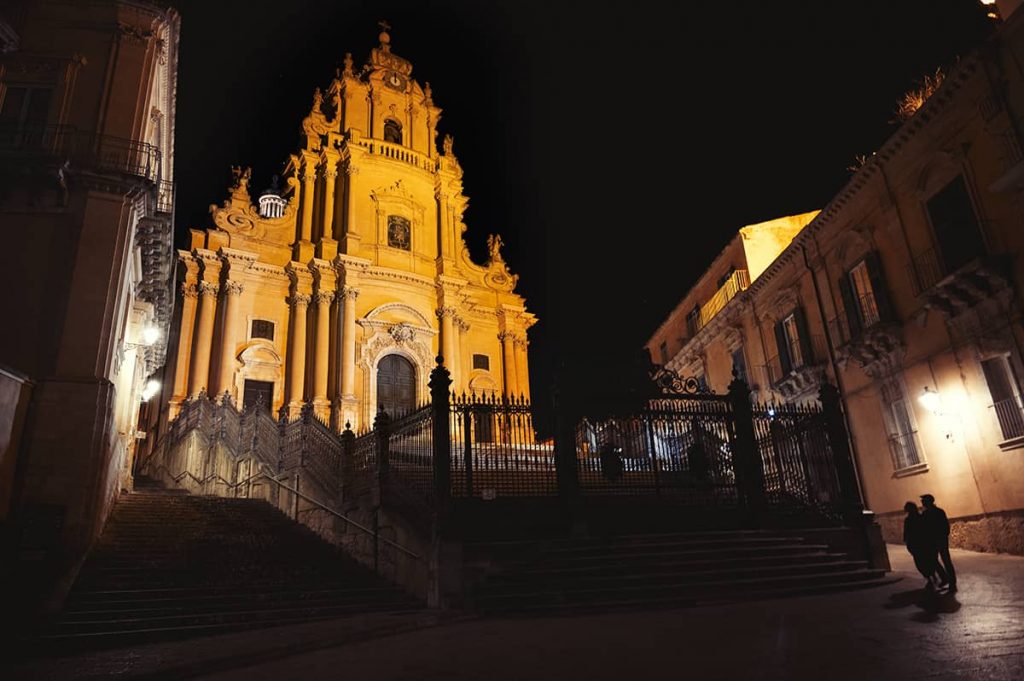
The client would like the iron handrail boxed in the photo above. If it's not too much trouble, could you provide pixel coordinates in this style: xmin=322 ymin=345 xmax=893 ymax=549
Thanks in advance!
xmin=145 ymin=462 xmax=422 ymax=561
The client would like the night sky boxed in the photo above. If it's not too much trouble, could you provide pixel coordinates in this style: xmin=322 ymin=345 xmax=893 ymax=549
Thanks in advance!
xmin=167 ymin=0 xmax=994 ymax=434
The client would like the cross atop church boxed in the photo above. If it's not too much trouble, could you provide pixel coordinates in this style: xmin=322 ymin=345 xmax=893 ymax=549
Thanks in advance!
xmin=378 ymin=19 xmax=391 ymax=33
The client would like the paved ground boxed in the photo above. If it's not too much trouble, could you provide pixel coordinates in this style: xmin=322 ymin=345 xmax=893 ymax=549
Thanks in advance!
xmin=5 ymin=545 xmax=1023 ymax=680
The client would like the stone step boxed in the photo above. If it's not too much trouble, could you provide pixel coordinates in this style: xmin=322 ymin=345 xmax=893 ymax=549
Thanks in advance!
xmin=54 ymin=600 xmax=420 ymax=635
xmin=477 ymin=568 xmax=889 ymax=611
xmin=64 ymin=584 xmax=399 ymax=610
xmin=481 ymin=574 xmax=900 ymax=615
xmin=482 ymin=552 xmax=855 ymax=582
xmin=60 ymin=591 xmax=419 ymax=622
xmin=478 ymin=559 xmax=871 ymax=593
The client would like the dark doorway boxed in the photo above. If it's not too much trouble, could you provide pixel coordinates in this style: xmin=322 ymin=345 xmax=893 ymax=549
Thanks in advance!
xmin=377 ymin=354 xmax=416 ymax=417
xmin=243 ymin=379 xmax=274 ymax=411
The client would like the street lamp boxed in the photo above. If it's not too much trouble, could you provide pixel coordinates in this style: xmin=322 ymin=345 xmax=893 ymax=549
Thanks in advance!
xmin=142 ymin=324 xmax=161 ymax=346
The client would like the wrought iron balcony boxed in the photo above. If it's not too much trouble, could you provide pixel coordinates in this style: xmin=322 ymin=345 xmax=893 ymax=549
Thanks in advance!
xmin=907 ymin=248 xmax=1010 ymax=319
xmin=763 ymin=334 xmax=830 ymax=400
xmin=992 ymin=397 xmax=1024 ymax=442
xmin=888 ymin=431 xmax=923 ymax=472
xmin=0 ymin=124 xmax=162 ymax=183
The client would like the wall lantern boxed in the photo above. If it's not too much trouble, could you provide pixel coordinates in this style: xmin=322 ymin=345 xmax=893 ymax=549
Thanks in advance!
xmin=141 ymin=379 xmax=161 ymax=402
xmin=142 ymin=325 xmax=162 ymax=346
xmin=919 ymin=386 xmax=942 ymax=414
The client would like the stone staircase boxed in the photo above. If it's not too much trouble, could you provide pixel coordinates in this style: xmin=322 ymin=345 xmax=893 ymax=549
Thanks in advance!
xmin=32 ymin=477 xmax=422 ymax=651
xmin=468 ymin=529 xmax=897 ymax=614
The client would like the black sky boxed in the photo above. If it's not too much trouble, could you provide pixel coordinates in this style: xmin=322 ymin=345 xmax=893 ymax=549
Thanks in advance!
xmin=168 ymin=0 xmax=994 ymax=434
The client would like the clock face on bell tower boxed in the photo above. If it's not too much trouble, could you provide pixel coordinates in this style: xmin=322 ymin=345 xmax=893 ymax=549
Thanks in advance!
xmin=383 ymin=70 xmax=406 ymax=91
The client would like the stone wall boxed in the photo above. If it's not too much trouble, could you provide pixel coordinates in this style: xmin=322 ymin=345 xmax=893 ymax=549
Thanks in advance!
xmin=877 ymin=509 xmax=1024 ymax=556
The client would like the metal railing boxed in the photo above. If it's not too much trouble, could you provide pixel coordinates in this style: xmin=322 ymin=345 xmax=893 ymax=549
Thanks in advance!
xmin=992 ymin=397 xmax=1024 ymax=441
xmin=908 ymin=247 xmax=945 ymax=296
xmin=0 ymin=124 xmax=162 ymax=182
xmin=146 ymin=461 xmax=421 ymax=562
xmin=698 ymin=270 xmax=750 ymax=329
xmin=764 ymin=334 xmax=829 ymax=385
xmin=887 ymin=431 xmax=922 ymax=471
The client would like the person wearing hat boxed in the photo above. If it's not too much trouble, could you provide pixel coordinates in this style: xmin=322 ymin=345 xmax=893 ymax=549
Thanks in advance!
xmin=920 ymin=493 xmax=956 ymax=591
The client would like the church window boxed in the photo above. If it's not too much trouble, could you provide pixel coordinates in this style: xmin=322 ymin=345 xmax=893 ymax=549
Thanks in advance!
xmin=383 ymin=118 xmax=402 ymax=144
xmin=473 ymin=354 xmax=490 ymax=370
xmin=1 ymin=86 xmax=52 ymax=144
xmin=387 ymin=215 xmax=411 ymax=250
xmin=251 ymin=319 xmax=275 ymax=341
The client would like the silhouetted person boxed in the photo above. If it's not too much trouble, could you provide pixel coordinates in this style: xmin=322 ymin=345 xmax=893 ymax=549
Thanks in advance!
xmin=921 ymin=493 xmax=956 ymax=591
xmin=903 ymin=501 xmax=944 ymax=591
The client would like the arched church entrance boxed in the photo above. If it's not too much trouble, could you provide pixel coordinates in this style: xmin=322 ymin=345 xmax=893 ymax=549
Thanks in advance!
xmin=377 ymin=354 xmax=416 ymax=417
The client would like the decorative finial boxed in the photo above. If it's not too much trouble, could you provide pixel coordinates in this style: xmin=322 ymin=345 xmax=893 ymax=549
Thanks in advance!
xmin=312 ymin=87 xmax=323 ymax=112
xmin=378 ymin=19 xmax=391 ymax=50
xmin=343 ymin=52 xmax=354 ymax=76
xmin=424 ymin=82 xmax=432 ymax=102
xmin=443 ymin=134 xmax=454 ymax=156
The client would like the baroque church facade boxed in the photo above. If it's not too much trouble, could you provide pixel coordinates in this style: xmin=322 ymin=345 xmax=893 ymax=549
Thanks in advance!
xmin=165 ymin=28 xmax=535 ymax=432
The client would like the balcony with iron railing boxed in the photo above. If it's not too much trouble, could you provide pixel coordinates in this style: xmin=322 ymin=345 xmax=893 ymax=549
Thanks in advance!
xmin=906 ymin=244 xmax=1011 ymax=319
xmin=0 ymin=124 xmax=162 ymax=183
xmin=992 ymin=397 xmax=1024 ymax=443
xmin=761 ymin=333 xmax=831 ymax=393
xmin=888 ymin=431 xmax=924 ymax=474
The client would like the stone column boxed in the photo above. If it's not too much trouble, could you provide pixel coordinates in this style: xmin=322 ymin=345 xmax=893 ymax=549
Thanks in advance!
xmin=300 ymin=162 xmax=316 ymax=243
xmin=215 ymin=280 xmax=244 ymax=398
xmin=437 ymin=307 xmax=456 ymax=378
xmin=188 ymin=281 xmax=219 ymax=396
xmin=312 ymin=290 xmax=333 ymax=420
xmin=452 ymin=317 xmax=467 ymax=392
xmin=321 ymin=163 xmax=337 ymax=239
xmin=500 ymin=331 xmax=517 ymax=398
xmin=170 ymin=282 xmax=198 ymax=413
xmin=341 ymin=165 xmax=361 ymax=251
xmin=514 ymin=335 xmax=530 ymax=401
xmin=287 ymin=293 xmax=311 ymax=410
xmin=339 ymin=287 xmax=359 ymax=398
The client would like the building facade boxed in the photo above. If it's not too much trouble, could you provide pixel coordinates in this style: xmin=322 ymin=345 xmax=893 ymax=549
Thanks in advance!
xmin=0 ymin=0 xmax=179 ymax=581
xmin=161 ymin=28 xmax=535 ymax=435
xmin=648 ymin=7 xmax=1024 ymax=554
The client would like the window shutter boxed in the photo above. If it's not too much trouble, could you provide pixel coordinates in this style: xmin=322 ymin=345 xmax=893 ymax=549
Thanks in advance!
xmin=774 ymin=320 xmax=792 ymax=379
xmin=794 ymin=306 xmax=814 ymax=364
xmin=863 ymin=251 xmax=895 ymax=323
xmin=838 ymin=275 xmax=862 ymax=340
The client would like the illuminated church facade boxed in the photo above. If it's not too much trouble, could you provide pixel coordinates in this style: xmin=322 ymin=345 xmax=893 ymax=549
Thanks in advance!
xmin=165 ymin=28 xmax=535 ymax=431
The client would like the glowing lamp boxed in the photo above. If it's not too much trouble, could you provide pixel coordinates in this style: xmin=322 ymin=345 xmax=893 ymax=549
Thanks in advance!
xmin=918 ymin=386 xmax=941 ymax=414
xmin=141 ymin=379 xmax=161 ymax=402
xmin=142 ymin=325 xmax=161 ymax=346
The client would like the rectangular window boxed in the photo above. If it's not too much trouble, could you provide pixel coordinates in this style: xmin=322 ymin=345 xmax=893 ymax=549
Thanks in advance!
xmin=472 ymin=354 xmax=489 ymax=370
xmin=686 ymin=305 xmax=701 ymax=337
xmin=782 ymin=313 xmax=804 ymax=369
xmin=848 ymin=261 xmax=880 ymax=328
xmin=925 ymin=175 xmax=986 ymax=274
xmin=981 ymin=355 xmax=1024 ymax=440
xmin=251 ymin=319 xmax=275 ymax=341
xmin=659 ymin=342 xmax=669 ymax=365
xmin=243 ymin=379 xmax=274 ymax=412
xmin=889 ymin=397 xmax=922 ymax=470
xmin=731 ymin=347 xmax=748 ymax=385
